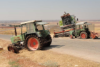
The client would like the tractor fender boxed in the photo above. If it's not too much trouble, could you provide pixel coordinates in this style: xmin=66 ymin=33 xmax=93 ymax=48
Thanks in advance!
xmin=79 ymin=30 xmax=90 ymax=38
xmin=25 ymin=33 xmax=40 ymax=39
xmin=79 ymin=31 xmax=86 ymax=35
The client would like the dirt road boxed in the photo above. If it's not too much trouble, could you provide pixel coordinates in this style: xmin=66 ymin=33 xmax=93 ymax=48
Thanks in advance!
xmin=0 ymin=34 xmax=100 ymax=62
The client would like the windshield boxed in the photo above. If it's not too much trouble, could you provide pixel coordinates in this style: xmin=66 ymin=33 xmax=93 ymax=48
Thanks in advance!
xmin=35 ymin=22 xmax=47 ymax=31
xmin=36 ymin=25 xmax=43 ymax=30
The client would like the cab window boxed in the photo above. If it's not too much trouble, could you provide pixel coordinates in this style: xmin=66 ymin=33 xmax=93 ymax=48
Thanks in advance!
xmin=22 ymin=25 xmax=27 ymax=34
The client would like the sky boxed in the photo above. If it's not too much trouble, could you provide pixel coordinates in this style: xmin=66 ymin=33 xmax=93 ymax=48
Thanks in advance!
xmin=0 ymin=0 xmax=100 ymax=20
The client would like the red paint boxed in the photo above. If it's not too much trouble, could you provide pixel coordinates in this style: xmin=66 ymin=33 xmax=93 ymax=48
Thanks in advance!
xmin=28 ymin=38 xmax=39 ymax=50
xmin=70 ymin=35 xmax=73 ymax=39
xmin=90 ymin=32 xmax=98 ymax=39
xmin=81 ymin=33 xmax=86 ymax=39
xmin=54 ymin=29 xmax=74 ymax=34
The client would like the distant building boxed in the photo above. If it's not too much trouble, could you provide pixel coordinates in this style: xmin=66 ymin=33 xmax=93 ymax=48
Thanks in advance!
xmin=1 ymin=24 xmax=6 ymax=26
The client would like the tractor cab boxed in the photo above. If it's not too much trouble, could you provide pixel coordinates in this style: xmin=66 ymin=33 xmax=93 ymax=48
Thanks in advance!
xmin=21 ymin=20 xmax=49 ymax=37
xmin=35 ymin=22 xmax=49 ymax=37
xmin=75 ymin=22 xmax=91 ymax=32
xmin=11 ymin=20 xmax=49 ymax=44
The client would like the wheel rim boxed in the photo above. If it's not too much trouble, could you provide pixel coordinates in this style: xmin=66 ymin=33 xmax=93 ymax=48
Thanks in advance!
xmin=81 ymin=33 xmax=86 ymax=39
xmin=8 ymin=47 xmax=14 ymax=52
xmin=28 ymin=38 xmax=39 ymax=50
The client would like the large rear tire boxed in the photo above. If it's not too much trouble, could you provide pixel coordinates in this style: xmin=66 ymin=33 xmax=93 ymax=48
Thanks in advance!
xmin=80 ymin=32 xmax=88 ymax=39
xmin=26 ymin=35 xmax=43 ymax=51
xmin=8 ymin=44 xmax=19 ymax=53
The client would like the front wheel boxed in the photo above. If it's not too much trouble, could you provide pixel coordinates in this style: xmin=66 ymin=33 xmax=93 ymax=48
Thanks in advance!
xmin=70 ymin=35 xmax=74 ymax=39
xmin=8 ymin=44 xmax=19 ymax=53
xmin=80 ymin=32 xmax=87 ymax=39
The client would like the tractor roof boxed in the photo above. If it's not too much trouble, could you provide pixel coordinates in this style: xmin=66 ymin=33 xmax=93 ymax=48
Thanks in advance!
xmin=21 ymin=20 xmax=42 ymax=25
xmin=76 ymin=22 xmax=91 ymax=25
xmin=37 ymin=22 xmax=48 ymax=25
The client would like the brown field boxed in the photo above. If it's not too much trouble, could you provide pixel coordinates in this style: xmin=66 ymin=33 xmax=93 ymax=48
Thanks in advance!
xmin=0 ymin=39 xmax=100 ymax=67
xmin=0 ymin=27 xmax=21 ymax=35
xmin=0 ymin=21 xmax=100 ymax=35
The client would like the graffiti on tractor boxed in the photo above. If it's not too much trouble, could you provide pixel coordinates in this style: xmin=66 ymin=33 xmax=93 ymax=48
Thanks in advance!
xmin=14 ymin=37 xmax=21 ymax=42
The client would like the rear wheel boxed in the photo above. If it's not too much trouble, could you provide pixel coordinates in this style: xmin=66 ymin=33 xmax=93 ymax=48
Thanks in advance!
xmin=80 ymin=32 xmax=87 ymax=39
xmin=45 ymin=35 xmax=52 ymax=47
xmin=26 ymin=35 xmax=42 ymax=51
xmin=8 ymin=44 xmax=19 ymax=53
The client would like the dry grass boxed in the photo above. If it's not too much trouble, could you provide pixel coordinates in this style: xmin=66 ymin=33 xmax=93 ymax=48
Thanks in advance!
xmin=0 ymin=39 xmax=100 ymax=67
xmin=0 ymin=27 xmax=25 ymax=35
xmin=0 ymin=55 xmax=10 ymax=67
xmin=19 ymin=50 xmax=100 ymax=67
xmin=0 ymin=39 xmax=44 ymax=67
xmin=94 ymin=24 xmax=100 ymax=35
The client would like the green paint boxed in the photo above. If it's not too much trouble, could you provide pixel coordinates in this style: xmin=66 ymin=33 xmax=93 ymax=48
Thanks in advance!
xmin=38 ymin=30 xmax=49 ymax=37
xmin=11 ymin=35 xmax=23 ymax=43
xmin=69 ymin=30 xmax=74 ymax=35
xmin=59 ymin=20 xmax=63 ymax=27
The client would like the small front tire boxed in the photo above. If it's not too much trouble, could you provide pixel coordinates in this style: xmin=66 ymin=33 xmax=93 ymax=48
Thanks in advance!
xmin=8 ymin=44 xmax=19 ymax=53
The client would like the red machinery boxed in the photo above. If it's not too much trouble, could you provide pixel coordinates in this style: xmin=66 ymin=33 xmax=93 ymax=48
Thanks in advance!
xmin=53 ymin=28 xmax=73 ymax=38
xmin=90 ymin=32 xmax=99 ymax=39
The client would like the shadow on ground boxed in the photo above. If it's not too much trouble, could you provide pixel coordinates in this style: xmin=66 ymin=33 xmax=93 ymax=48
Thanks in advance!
xmin=43 ymin=45 xmax=64 ymax=50
xmin=94 ymin=38 xmax=100 ymax=39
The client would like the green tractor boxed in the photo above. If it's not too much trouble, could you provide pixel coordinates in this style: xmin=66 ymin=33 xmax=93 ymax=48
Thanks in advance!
xmin=69 ymin=22 xmax=98 ymax=39
xmin=8 ymin=20 xmax=52 ymax=53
